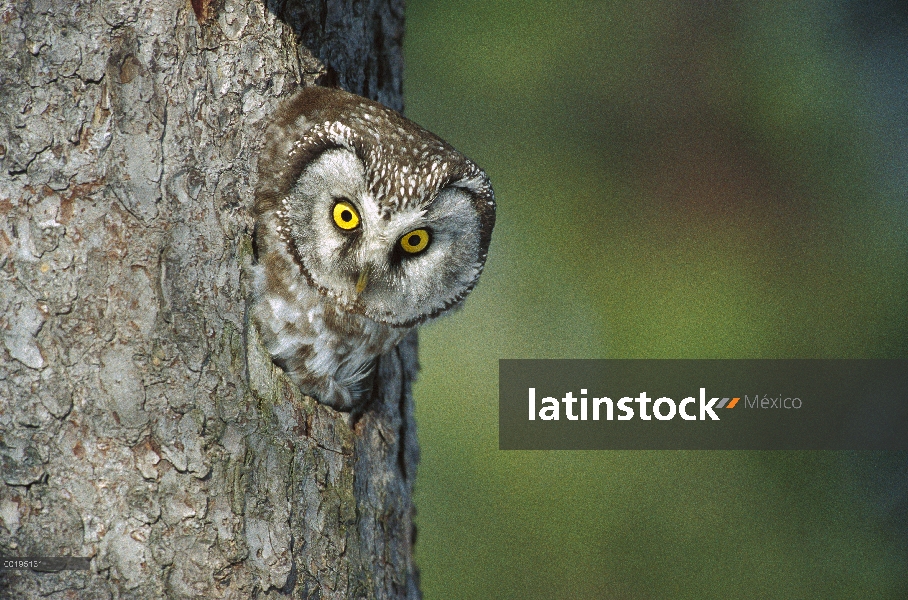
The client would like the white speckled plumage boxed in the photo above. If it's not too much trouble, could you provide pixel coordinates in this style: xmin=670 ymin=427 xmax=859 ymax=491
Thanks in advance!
xmin=252 ymin=87 xmax=495 ymax=410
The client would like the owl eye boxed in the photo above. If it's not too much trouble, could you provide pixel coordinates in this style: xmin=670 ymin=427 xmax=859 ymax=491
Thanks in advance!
xmin=332 ymin=200 xmax=360 ymax=230
xmin=400 ymin=229 xmax=431 ymax=254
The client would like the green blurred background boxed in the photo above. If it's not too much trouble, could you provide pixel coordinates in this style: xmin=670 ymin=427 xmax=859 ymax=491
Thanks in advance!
xmin=402 ymin=1 xmax=908 ymax=598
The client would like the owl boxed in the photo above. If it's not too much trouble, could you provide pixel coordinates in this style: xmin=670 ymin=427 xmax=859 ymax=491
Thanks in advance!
xmin=251 ymin=86 xmax=496 ymax=410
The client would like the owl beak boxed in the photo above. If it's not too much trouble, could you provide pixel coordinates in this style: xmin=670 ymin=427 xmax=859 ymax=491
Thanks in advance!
xmin=355 ymin=267 xmax=370 ymax=295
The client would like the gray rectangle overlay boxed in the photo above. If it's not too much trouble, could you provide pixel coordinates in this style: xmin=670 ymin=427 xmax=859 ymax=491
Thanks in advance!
xmin=499 ymin=360 xmax=908 ymax=450
xmin=0 ymin=557 xmax=91 ymax=571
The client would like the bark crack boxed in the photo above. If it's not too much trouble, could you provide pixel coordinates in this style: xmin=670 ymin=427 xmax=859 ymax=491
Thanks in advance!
xmin=1 ymin=0 xmax=416 ymax=596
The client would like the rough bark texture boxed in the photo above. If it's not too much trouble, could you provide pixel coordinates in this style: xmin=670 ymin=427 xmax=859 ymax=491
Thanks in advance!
xmin=0 ymin=0 xmax=420 ymax=598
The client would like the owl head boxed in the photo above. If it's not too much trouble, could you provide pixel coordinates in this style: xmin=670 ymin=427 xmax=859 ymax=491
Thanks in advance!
xmin=254 ymin=87 xmax=496 ymax=327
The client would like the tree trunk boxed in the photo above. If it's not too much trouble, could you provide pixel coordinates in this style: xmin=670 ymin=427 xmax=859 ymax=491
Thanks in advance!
xmin=0 ymin=0 xmax=419 ymax=598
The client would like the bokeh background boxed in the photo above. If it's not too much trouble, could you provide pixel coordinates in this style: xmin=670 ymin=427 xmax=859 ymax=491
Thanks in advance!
xmin=402 ymin=1 xmax=908 ymax=598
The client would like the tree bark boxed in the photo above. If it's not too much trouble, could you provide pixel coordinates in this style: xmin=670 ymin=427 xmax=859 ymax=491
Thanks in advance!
xmin=0 ymin=0 xmax=419 ymax=598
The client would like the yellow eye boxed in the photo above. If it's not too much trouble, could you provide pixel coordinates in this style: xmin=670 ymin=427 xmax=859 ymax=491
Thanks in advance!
xmin=332 ymin=201 xmax=360 ymax=230
xmin=400 ymin=229 xmax=430 ymax=254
